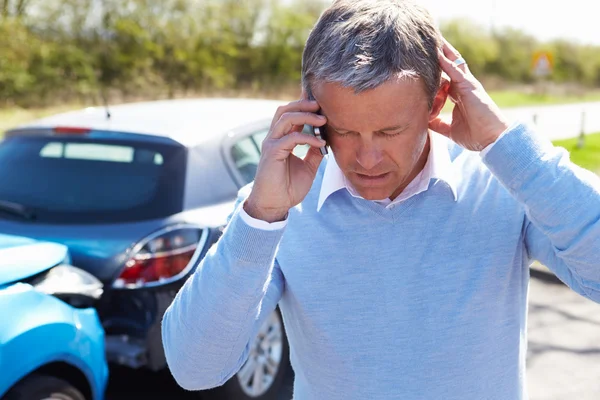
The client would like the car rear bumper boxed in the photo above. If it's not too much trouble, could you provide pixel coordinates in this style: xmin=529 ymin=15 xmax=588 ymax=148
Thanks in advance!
xmin=101 ymin=284 xmax=180 ymax=371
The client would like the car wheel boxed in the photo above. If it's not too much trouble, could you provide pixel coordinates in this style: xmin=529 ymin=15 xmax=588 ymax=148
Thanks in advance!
xmin=3 ymin=373 xmax=86 ymax=400
xmin=205 ymin=308 xmax=290 ymax=400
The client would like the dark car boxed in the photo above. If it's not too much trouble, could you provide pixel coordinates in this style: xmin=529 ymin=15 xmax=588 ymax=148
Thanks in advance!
xmin=0 ymin=98 xmax=305 ymax=399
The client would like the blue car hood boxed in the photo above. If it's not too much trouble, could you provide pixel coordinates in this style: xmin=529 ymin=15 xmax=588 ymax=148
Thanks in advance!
xmin=0 ymin=233 xmax=68 ymax=285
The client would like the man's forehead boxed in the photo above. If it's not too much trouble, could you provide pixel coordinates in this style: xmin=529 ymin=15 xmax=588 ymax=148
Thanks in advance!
xmin=314 ymin=79 xmax=428 ymax=109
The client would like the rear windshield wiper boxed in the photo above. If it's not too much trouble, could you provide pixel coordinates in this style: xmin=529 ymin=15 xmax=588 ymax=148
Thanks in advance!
xmin=0 ymin=200 xmax=36 ymax=220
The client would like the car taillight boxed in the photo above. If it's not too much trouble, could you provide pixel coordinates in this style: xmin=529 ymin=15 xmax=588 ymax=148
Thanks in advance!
xmin=113 ymin=225 xmax=209 ymax=289
xmin=53 ymin=126 xmax=91 ymax=134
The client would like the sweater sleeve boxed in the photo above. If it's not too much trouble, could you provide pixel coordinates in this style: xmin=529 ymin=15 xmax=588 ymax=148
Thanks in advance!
xmin=482 ymin=123 xmax=600 ymax=301
xmin=161 ymin=185 xmax=286 ymax=390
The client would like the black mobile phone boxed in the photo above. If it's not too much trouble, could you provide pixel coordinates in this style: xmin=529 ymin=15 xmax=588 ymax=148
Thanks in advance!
xmin=312 ymin=121 xmax=328 ymax=156
xmin=306 ymin=89 xmax=329 ymax=155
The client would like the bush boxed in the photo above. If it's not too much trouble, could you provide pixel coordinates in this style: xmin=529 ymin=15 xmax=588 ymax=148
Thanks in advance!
xmin=1 ymin=0 xmax=599 ymax=107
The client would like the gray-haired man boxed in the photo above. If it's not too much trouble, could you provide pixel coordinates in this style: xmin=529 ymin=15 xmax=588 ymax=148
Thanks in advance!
xmin=162 ymin=1 xmax=600 ymax=399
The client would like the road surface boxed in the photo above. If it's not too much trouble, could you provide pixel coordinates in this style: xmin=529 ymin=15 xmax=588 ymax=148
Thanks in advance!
xmin=441 ymin=101 xmax=600 ymax=141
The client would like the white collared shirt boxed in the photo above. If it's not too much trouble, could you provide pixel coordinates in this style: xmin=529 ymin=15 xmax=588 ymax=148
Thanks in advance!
xmin=241 ymin=129 xmax=507 ymax=229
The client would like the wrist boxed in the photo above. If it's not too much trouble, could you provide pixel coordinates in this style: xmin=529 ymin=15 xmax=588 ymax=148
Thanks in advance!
xmin=243 ymin=198 xmax=289 ymax=223
xmin=479 ymin=124 xmax=508 ymax=150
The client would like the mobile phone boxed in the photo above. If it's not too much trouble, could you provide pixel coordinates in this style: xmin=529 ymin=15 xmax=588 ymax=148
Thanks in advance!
xmin=306 ymin=89 xmax=328 ymax=155
xmin=312 ymin=122 xmax=328 ymax=156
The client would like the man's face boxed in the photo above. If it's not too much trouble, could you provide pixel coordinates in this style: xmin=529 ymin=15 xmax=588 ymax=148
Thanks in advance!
xmin=313 ymin=78 xmax=446 ymax=201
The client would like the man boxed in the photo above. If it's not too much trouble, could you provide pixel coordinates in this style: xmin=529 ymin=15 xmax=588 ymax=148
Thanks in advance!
xmin=162 ymin=0 xmax=600 ymax=399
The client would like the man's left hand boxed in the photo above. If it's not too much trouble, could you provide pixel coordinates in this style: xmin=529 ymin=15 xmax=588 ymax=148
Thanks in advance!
xmin=429 ymin=38 xmax=510 ymax=152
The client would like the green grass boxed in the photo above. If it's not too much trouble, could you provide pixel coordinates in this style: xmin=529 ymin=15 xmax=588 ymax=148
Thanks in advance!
xmin=552 ymin=132 xmax=600 ymax=174
xmin=490 ymin=90 xmax=600 ymax=108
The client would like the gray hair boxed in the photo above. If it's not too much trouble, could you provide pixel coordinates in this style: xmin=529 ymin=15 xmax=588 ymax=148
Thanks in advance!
xmin=302 ymin=0 xmax=442 ymax=108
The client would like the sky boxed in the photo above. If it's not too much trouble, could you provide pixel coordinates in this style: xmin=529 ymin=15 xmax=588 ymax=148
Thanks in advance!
xmin=418 ymin=0 xmax=600 ymax=45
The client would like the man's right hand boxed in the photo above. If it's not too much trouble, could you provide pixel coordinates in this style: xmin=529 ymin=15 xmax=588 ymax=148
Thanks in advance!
xmin=244 ymin=99 xmax=328 ymax=223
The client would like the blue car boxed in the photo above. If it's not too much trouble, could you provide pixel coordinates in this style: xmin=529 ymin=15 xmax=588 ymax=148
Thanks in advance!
xmin=0 ymin=99 xmax=296 ymax=399
xmin=0 ymin=233 xmax=108 ymax=400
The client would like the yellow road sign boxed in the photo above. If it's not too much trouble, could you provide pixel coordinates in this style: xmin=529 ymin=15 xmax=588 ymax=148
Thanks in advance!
xmin=531 ymin=51 xmax=554 ymax=77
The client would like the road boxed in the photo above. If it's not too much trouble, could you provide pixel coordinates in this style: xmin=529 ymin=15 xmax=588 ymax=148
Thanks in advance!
xmin=441 ymin=101 xmax=600 ymax=141
xmin=106 ymin=271 xmax=600 ymax=399
xmin=527 ymin=268 xmax=600 ymax=400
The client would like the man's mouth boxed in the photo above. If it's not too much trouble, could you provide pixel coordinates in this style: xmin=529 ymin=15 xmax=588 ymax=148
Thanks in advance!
xmin=354 ymin=172 xmax=390 ymax=183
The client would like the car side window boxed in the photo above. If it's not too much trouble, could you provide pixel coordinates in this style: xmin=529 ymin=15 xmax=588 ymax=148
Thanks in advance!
xmin=230 ymin=128 xmax=314 ymax=185
xmin=251 ymin=128 xmax=310 ymax=158
xmin=230 ymin=136 xmax=261 ymax=184
xmin=251 ymin=130 xmax=268 ymax=150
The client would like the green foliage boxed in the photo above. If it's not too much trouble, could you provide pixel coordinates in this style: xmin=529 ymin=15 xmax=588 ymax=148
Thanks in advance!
xmin=553 ymin=133 xmax=600 ymax=174
xmin=1 ymin=0 xmax=599 ymax=107
xmin=440 ymin=19 xmax=499 ymax=77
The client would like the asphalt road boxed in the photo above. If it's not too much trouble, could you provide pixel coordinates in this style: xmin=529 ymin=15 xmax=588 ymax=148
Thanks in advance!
xmin=106 ymin=361 xmax=294 ymax=400
xmin=441 ymin=101 xmax=600 ymax=141
xmin=527 ymin=268 xmax=600 ymax=399
xmin=106 ymin=270 xmax=600 ymax=400
xmin=502 ymin=101 xmax=600 ymax=141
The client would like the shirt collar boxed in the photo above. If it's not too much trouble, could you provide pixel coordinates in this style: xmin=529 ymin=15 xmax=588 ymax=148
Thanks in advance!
xmin=317 ymin=131 xmax=457 ymax=212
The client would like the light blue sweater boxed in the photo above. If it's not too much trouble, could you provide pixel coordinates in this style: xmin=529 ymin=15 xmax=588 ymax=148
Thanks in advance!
xmin=162 ymin=123 xmax=600 ymax=399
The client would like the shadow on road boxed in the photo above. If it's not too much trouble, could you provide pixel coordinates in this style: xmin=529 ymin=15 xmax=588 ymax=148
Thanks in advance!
xmin=530 ymin=268 xmax=563 ymax=285
xmin=106 ymin=364 xmax=294 ymax=400
xmin=106 ymin=365 xmax=197 ymax=400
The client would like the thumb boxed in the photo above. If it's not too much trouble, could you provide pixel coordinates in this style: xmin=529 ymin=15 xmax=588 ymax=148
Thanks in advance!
xmin=429 ymin=117 xmax=452 ymax=137
xmin=303 ymin=145 xmax=325 ymax=173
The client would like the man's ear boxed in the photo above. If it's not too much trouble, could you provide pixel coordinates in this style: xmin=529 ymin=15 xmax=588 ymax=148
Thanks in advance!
xmin=428 ymin=78 xmax=451 ymax=122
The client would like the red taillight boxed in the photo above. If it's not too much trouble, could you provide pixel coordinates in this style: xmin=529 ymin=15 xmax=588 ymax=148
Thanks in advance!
xmin=53 ymin=126 xmax=91 ymax=135
xmin=114 ymin=227 xmax=207 ymax=289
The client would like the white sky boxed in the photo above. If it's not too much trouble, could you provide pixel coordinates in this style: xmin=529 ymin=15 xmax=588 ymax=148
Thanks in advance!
xmin=417 ymin=0 xmax=600 ymax=45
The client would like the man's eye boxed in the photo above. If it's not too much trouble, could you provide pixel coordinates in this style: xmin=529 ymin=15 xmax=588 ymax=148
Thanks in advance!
xmin=378 ymin=130 xmax=405 ymax=139
xmin=329 ymin=127 xmax=352 ymax=137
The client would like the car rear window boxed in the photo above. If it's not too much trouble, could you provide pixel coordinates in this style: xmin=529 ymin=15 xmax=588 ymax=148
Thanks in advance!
xmin=0 ymin=135 xmax=187 ymax=224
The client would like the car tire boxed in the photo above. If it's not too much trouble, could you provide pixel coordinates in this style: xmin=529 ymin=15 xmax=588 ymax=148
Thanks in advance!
xmin=204 ymin=308 xmax=290 ymax=400
xmin=3 ymin=373 xmax=86 ymax=400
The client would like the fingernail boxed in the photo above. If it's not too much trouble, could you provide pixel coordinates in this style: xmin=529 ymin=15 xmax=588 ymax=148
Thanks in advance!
xmin=317 ymin=114 xmax=326 ymax=119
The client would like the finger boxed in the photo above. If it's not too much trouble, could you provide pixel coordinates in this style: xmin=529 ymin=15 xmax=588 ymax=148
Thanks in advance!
xmin=270 ymin=100 xmax=320 ymax=131
xmin=438 ymin=48 xmax=468 ymax=84
xmin=270 ymin=111 xmax=326 ymax=140
xmin=429 ymin=116 xmax=452 ymax=137
xmin=441 ymin=38 xmax=470 ymax=74
xmin=274 ymin=131 xmax=327 ymax=154
xmin=441 ymin=37 xmax=461 ymax=61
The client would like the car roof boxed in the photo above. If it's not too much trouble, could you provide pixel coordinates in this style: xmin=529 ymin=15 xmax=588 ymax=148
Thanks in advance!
xmin=11 ymin=98 xmax=289 ymax=147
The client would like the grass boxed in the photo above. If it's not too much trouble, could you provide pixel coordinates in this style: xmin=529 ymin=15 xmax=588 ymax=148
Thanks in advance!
xmin=490 ymin=90 xmax=600 ymax=108
xmin=552 ymin=132 xmax=600 ymax=174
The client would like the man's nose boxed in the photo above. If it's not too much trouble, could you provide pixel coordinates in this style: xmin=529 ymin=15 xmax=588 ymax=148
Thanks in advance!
xmin=355 ymin=140 xmax=383 ymax=171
